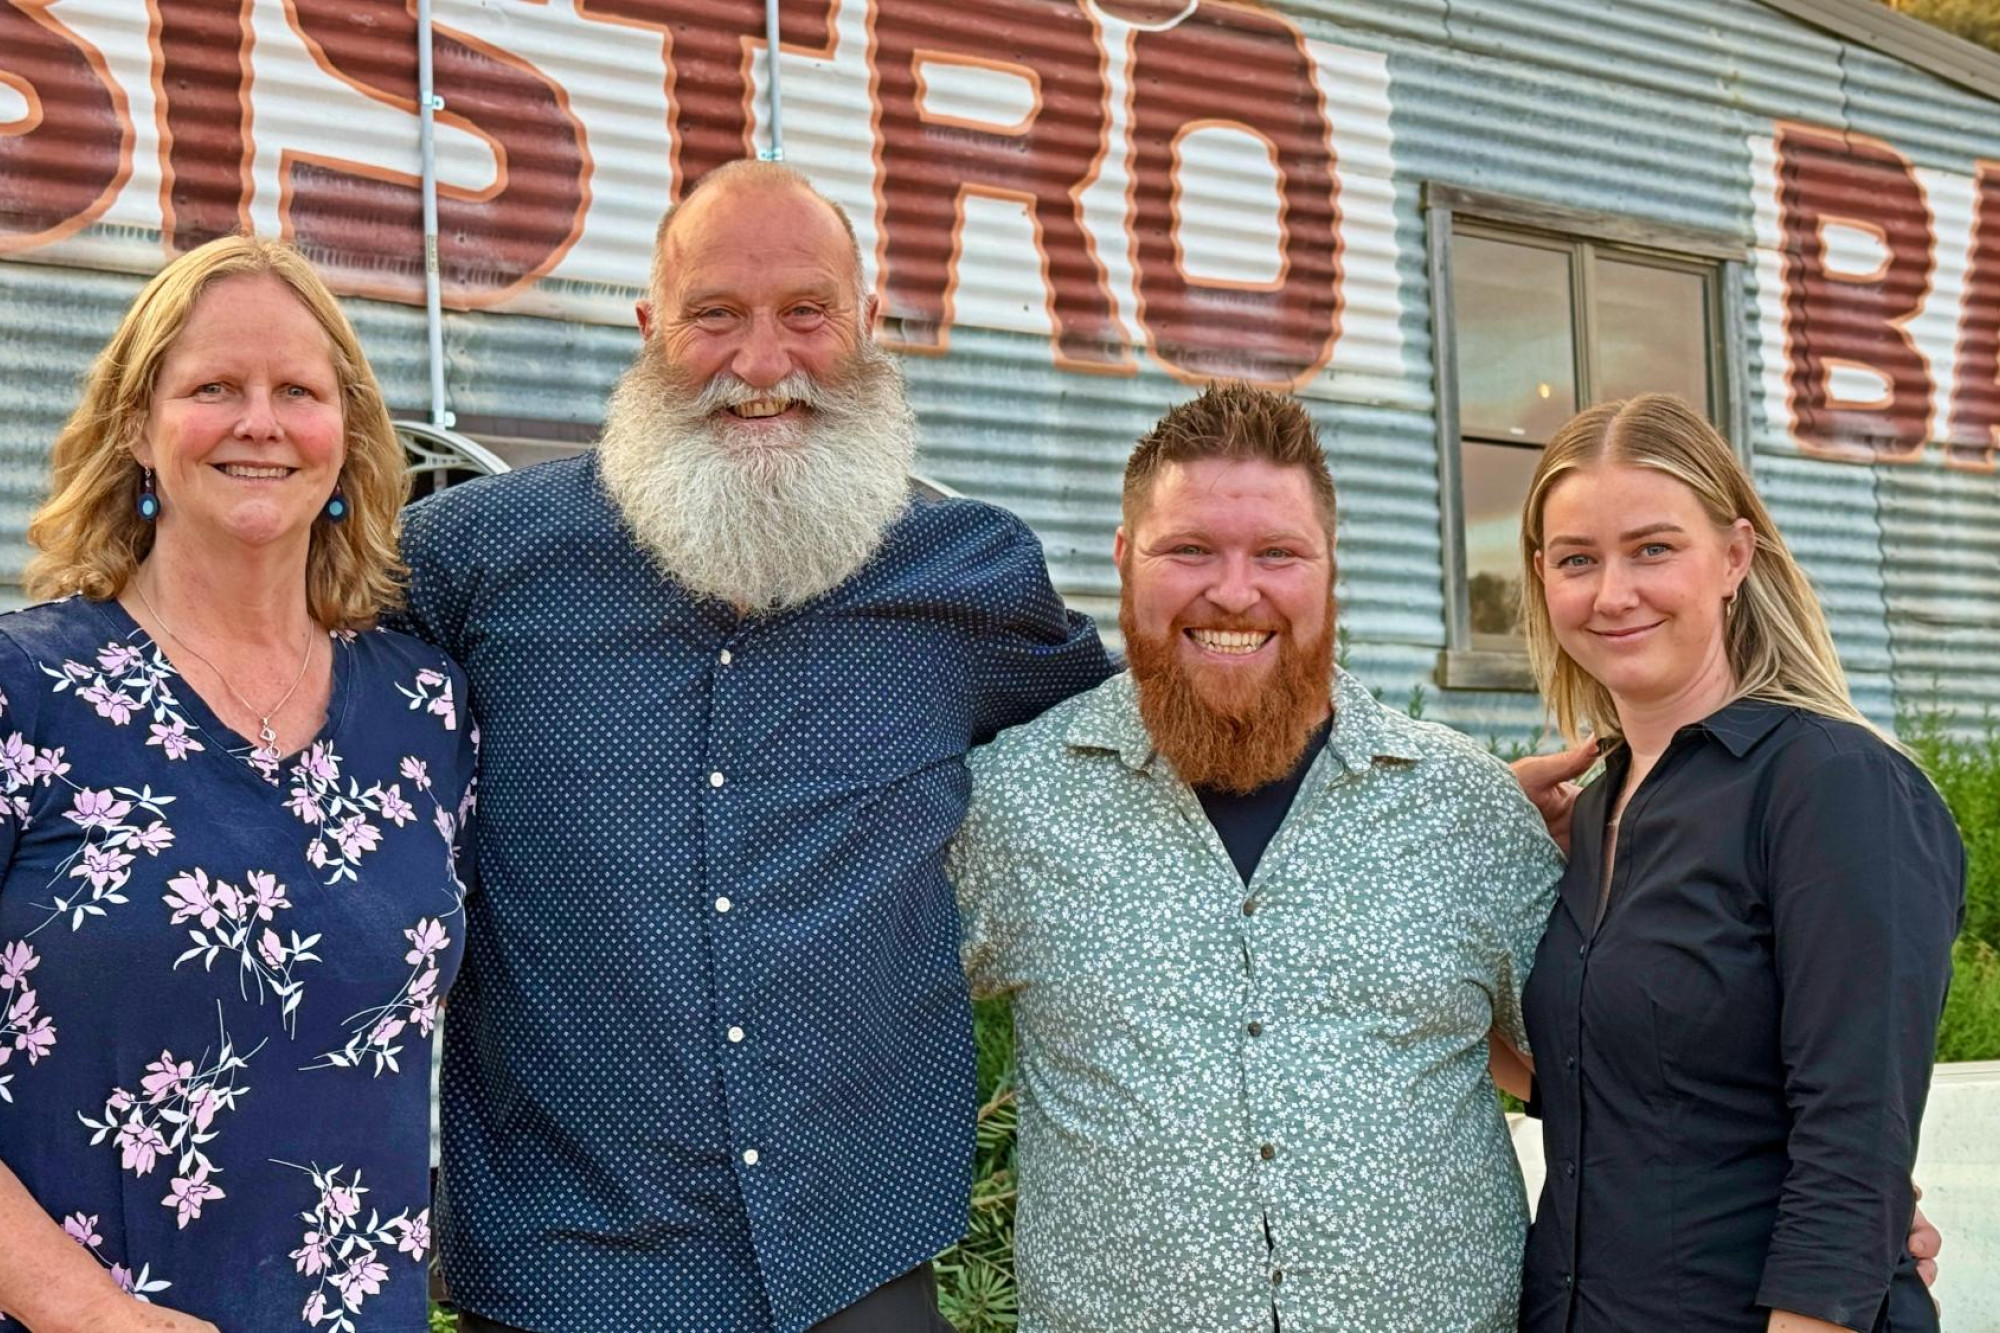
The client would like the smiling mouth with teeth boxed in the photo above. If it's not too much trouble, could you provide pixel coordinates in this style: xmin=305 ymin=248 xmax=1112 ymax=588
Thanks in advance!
xmin=217 ymin=464 xmax=295 ymax=479
xmin=727 ymin=398 xmax=795 ymax=420
xmin=1187 ymin=628 xmax=1276 ymax=656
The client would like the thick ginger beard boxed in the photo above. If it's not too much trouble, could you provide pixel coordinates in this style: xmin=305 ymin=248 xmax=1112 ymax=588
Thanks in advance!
xmin=1121 ymin=586 xmax=1336 ymax=795
xmin=596 ymin=336 xmax=917 ymax=612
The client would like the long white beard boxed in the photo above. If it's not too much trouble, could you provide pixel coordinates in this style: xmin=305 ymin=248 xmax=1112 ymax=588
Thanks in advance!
xmin=596 ymin=342 xmax=918 ymax=611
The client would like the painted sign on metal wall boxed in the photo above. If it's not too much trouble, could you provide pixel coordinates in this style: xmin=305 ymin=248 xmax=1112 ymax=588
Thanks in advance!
xmin=5 ymin=0 xmax=1997 ymax=468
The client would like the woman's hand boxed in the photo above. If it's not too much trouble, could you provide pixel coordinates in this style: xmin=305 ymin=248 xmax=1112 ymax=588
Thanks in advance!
xmin=1911 ymin=1182 xmax=1940 ymax=1288
xmin=1509 ymin=737 xmax=1598 ymax=855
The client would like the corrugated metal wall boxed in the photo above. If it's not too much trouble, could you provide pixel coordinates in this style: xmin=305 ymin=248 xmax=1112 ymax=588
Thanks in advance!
xmin=3 ymin=0 xmax=1996 ymax=742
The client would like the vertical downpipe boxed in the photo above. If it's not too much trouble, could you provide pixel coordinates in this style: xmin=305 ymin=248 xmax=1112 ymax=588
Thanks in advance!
xmin=417 ymin=0 xmax=452 ymax=427
xmin=761 ymin=0 xmax=785 ymax=161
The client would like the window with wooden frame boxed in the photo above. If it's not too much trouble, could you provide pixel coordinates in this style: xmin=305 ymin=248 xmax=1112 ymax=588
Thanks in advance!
xmin=1424 ymin=185 xmax=1750 ymax=691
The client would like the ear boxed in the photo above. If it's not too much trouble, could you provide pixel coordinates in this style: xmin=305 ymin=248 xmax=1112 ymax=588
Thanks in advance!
xmin=1112 ymin=524 xmax=1129 ymax=575
xmin=129 ymin=434 xmax=155 ymax=470
xmin=862 ymin=292 xmax=880 ymax=334
xmin=634 ymin=299 xmax=654 ymax=339
xmin=1723 ymin=517 xmax=1755 ymax=594
xmin=1531 ymin=549 xmax=1546 ymax=585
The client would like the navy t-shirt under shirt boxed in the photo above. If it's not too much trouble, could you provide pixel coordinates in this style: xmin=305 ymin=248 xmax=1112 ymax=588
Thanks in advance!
xmin=1195 ymin=716 xmax=1334 ymax=883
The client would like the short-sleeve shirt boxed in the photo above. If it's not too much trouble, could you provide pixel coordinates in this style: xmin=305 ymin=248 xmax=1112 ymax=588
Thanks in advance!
xmin=393 ymin=454 xmax=1111 ymax=1333
xmin=0 ymin=596 xmax=476 ymax=1330
xmin=950 ymin=668 xmax=1564 ymax=1332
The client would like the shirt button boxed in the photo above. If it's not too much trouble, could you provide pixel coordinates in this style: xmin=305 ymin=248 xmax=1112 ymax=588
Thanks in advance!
xmin=1576 ymin=943 xmax=1587 ymax=959
xmin=1246 ymin=1021 xmax=1263 ymax=1037
xmin=709 ymin=771 xmax=725 ymax=788
xmin=742 ymin=1148 xmax=759 ymax=1166
xmin=1563 ymin=1159 xmax=1577 ymax=1178
xmin=727 ymin=1026 xmax=745 ymax=1044
xmin=1271 ymin=1270 xmax=1283 ymax=1286
xmin=715 ymin=896 xmax=732 ymax=913
xmin=1565 ymin=1055 xmax=1577 ymax=1071
xmin=719 ymin=649 xmax=733 ymax=666
xmin=1564 ymin=1273 xmax=1574 ymax=1289
xmin=1259 ymin=1143 xmax=1275 ymax=1161
xmin=1242 ymin=899 xmax=1257 ymax=917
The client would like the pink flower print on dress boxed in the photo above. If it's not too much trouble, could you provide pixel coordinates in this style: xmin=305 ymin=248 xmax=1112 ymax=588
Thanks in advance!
xmin=14 ymin=1009 xmax=55 ymax=1063
xmin=145 ymin=718 xmax=204 ymax=761
xmin=293 ymin=1230 xmax=333 ymax=1277
xmin=398 ymin=757 xmax=431 ymax=791
xmin=245 ymin=870 xmax=288 ymax=921
xmin=74 ymin=845 xmax=134 ymax=893
xmin=130 ymin=821 xmax=174 ymax=855
xmin=163 ymin=870 xmax=220 ymax=929
xmin=76 ymin=682 xmax=138 ymax=725
xmin=0 ymin=940 xmax=35 ymax=989
xmin=65 ymin=788 xmax=133 ymax=830
xmin=96 ymin=643 xmax=145 ymax=676
xmin=395 ymin=1208 xmax=431 ymax=1259
xmin=140 ymin=1052 xmax=193 ymax=1104
xmin=115 ymin=1115 xmax=169 ymax=1175
xmin=332 ymin=1256 xmax=389 ymax=1310
xmin=375 ymin=784 xmax=416 ymax=827
xmin=62 ymin=1212 xmax=103 ymax=1247
xmin=324 ymin=1184 xmax=362 ymax=1226
xmin=301 ymin=744 xmax=339 ymax=786
xmin=332 ymin=815 xmax=380 ymax=860
xmin=164 ymin=1166 xmax=225 ymax=1229
xmin=403 ymin=919 xmax=449 ymax=965
xmin=398 ymin=669 xmax=458 ymax=731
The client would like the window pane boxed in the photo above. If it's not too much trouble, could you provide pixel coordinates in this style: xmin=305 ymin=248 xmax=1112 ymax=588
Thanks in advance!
xmin=1461 ymin=439 xmax=1543 ymax=649
xmin=1454 ymin=234 xmax=1578 ymax=445
xmin=1594 ymin=258 xmax=1711 ymax=411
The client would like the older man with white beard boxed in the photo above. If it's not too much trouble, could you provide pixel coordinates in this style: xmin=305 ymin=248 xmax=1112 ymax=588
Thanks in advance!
xmin=394 ymin=161 xmax=1110 ymax=1333
xmin=950 ymin=385 xmax=1565 ymax=1332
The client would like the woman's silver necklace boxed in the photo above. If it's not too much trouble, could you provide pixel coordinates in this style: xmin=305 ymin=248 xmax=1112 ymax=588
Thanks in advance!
xmin=132 ymin=581 xmax=316 ymax=755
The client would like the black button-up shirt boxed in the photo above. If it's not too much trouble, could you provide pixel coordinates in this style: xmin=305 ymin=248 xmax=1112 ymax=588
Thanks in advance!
xmin=395 ymin=455 xmax=1111 ymax=1332
xmin=1520 ymin=699 xmax=1963 ymax=1332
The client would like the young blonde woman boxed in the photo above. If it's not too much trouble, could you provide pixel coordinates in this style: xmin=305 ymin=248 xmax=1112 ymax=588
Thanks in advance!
xmin=0 ymin=237 xmax=475 ymax=1331
xmin=1513 ymin=394 xmax=1960 ymax=1333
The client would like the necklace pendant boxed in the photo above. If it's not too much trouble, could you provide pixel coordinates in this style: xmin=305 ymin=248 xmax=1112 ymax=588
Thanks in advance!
xmin=258 ymin=721 xmax=278 ymax=750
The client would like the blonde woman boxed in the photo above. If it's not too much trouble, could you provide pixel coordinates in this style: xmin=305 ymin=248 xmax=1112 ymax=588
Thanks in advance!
xmin=1512 ymin=394 xmax=1960 ymax=1332
xmin=0 ymin=237 xmax=474 ymax=1331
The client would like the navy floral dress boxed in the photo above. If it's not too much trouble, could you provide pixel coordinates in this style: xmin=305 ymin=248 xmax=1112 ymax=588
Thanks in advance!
xmin=0 ymin=596 xmax=475 ymax=1331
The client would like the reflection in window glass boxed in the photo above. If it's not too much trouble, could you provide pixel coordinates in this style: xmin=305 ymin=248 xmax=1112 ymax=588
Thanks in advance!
xmin=1454 ymin=235 xmax=1578 ymax=445
xmin=1460 ymin=440 xmax=1544 ymax=649
xmin=1595 ymin=258 xmax=1710 ymax=410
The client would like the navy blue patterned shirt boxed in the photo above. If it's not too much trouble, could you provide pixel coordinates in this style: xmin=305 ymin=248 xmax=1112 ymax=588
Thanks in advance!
xmin=394 ymin=453 xmax=1110 ymax=1333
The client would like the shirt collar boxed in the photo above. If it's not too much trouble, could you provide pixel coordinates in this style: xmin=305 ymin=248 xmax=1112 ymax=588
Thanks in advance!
xmin=1688 ymin=695 xmax=1792 ymax=757
xmin=1063 ymin=667 xmax=1427 ymax=775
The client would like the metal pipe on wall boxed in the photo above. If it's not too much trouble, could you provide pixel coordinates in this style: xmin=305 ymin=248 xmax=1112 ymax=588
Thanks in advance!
xmin=417 ymin=0 xmax=452 ymax=427
xmin=762 ymin=0 xmax=785 ymax=160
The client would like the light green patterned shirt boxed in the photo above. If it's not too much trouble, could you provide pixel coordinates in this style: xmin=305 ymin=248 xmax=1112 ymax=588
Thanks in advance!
xmin=950 ymin=668 xmax=1563 ymax=1333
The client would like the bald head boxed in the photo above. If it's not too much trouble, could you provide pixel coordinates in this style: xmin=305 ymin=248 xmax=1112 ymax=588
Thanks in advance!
xmin=648 ymin=162 xmax=865 ymax=312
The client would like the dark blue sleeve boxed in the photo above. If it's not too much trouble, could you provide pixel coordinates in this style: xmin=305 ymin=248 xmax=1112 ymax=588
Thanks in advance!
xmin=385 ymin=492 xmax=475 ymax=660
xmin=967 ymin=515 xmax=1112 ymax=744
xmin=1754 ymin=739 xmax=1965 ymax=1329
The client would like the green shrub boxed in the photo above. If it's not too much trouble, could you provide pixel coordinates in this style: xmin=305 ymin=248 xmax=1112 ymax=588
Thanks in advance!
xmin=1902 ymin=705 xmax=2000 ymax=1062
xmin=936 ymin=997 xmax=1020 ymax=1331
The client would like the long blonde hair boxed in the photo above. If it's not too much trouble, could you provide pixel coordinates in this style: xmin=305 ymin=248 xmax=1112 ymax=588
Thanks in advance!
xmin=24 ymin=235 xmax=407 ymax=629
xmin=1517 ymin=393 xmax=1881 ymax=746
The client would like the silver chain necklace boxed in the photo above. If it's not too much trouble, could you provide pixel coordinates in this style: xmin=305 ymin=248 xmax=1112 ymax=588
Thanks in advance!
xmin=132 ymin=579 xmax=316 ymax=756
